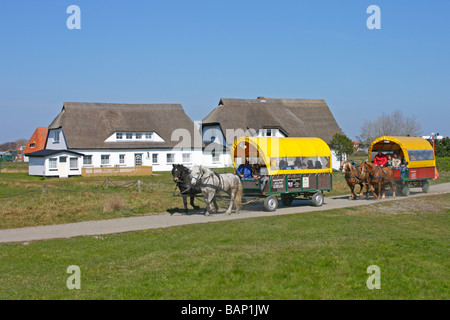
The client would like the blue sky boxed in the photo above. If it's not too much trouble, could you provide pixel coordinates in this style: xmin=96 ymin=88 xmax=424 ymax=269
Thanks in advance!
xmin=0 ymin=0 xmax=449 ymax=143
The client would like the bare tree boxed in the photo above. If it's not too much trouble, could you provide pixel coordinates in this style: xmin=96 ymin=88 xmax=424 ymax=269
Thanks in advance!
xmin=357 ymin=110 xmax=422 ymax=147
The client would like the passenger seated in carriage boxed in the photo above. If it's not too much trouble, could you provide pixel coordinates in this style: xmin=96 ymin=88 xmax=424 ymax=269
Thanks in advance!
xmin=392 ymin=152 xmax=408 ymax=178
xmin=373 ymin=151 xmax=387 ymax=167
xmin=386 ymin=154 xmax=393 ymax=168
xmin=314 ymin=160 xmax=322 ymax=169
xmin=236 ymin=160 xmax=252 ymax=179
xmin=294 ymin=157 xmax=302 ymax=168
xmin=307 ymin=160 xmax=314 ymax=169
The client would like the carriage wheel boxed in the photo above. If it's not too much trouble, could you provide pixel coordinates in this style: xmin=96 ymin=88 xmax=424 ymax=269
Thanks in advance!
xmin=422 ymin=180 xmax=430 ymax=193
xmin=311 ymin=192 xmax=324 ymax=207
xmin=264 ymin=195 xmax=278 ymax=212
xmin=281 ymin=194 xmax=293 ymax=206
xmin=402 ymin=183 xmax=410 ymax=197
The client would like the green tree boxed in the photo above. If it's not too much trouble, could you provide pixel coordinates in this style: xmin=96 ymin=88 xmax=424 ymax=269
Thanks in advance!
xmin=329 ymin=133 xmax=354 ymax=161
xmin=434 ymin=137 xmax=450 ymax=157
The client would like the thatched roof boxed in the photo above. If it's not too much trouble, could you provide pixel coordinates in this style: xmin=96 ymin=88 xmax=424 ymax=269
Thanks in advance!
xmin=202 ymin=98 xmax=342 ymax=143
xmin=49 ymin=102 xmax=203 ymax=149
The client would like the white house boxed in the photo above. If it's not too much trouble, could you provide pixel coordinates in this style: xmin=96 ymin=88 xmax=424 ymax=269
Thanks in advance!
xmin=26 ymin=149 xmax=83 ymax=178
xmin=26 ymin=102 xmax=205 ymax=176
xmin=201 ymin=97 xmax=344 ymax=170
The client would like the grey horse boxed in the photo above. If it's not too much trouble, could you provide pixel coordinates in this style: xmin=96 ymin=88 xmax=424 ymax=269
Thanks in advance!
xmin=190 ymin=165 xmax=243 ymax=216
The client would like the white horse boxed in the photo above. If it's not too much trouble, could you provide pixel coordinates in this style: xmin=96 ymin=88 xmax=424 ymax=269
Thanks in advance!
xmin=190 ymin=165 xmax=243 ymax=216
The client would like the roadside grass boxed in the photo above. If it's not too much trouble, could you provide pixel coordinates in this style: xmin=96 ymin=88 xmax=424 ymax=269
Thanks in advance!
xmin=0 ymin=194 xmax=448 ymax=299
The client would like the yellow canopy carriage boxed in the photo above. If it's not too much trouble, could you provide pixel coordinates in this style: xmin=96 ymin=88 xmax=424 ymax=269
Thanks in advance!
xmin=230 ymin=137 xmax=333 ymax=211
xmin=368 ymin=136 xmax=437 ymax=195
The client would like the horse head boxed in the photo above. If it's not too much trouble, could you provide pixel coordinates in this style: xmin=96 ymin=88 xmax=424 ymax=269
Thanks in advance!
xmin=341 ymin=161 xmax=353 ymax=174
xmin=171 ymin=164 xmax=188 ymax=183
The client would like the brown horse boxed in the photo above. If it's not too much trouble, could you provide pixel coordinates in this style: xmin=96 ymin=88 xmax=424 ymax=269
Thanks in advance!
xmin=340 ymin=161 xmax=370 ymax=200
xmin=360 ymin=162 xmax=396 ymax=200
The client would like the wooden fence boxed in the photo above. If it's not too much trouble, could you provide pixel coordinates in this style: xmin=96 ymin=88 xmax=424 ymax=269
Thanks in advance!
xmin=81 ymin=166 xmax=152 ymax=177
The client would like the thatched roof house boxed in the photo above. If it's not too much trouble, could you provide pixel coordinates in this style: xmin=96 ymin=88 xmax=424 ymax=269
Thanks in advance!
xmin=49 ymin=102 xmax=203 ymax=149
xmin=202 ymin=97 xmax=342 ymax=144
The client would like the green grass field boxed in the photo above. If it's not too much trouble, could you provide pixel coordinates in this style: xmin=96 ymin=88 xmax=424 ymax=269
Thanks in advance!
xmin=0 ymin=194 xmax=448 ymax=299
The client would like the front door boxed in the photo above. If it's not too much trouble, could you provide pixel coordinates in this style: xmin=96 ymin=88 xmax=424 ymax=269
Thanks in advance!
xmin=59 ymin=156 xmax=69 ymax=178
xmin=134 ymin=153 xmax=143 ymax=166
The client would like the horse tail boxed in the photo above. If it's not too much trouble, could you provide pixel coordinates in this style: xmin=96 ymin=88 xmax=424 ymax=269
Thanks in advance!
xmin=234 ymin=180 xmax=243 ymax=211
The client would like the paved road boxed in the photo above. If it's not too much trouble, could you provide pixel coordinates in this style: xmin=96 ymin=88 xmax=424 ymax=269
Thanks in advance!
xmin=1 ymin=183 xmax=449 ymax=244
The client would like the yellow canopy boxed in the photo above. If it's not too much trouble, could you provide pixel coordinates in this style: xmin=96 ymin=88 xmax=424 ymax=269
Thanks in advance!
xmin=369 ymin=136 xmax=436 ymax=168
xmin=230 ymin=137 xmax=332 ymax=175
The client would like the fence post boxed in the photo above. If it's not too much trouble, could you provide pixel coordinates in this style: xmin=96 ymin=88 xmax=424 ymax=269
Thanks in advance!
xmin=42 ymin=186 xmax=47 ymax=195
xmin=105 ymin=177 xmax=109 ymax=190
xmin=138 ymin=180 xmax=141 ymax=193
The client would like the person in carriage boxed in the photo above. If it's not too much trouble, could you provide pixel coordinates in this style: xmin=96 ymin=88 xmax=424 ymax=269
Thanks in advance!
xmin=392 ymin=152 xmax=408 ymax=178
xmin=373 ymin=150 xmax=388 ymax=167
xmin=236 ymin=159 xmax=252 ymax=179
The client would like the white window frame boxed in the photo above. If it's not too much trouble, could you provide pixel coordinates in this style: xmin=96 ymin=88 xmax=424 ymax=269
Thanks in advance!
xmin=83 ymin=155 xmax=92 ymax=166
xmin=101 ymin=154 xmax=110 ymax=165
xmin=116 ymin=132 xmax=123 ymax=140
xmin=49 ymin=158 xmax=57 ymax=170
xmin=70 ymin=157 xmax=78 ymax=170
xmin=119 ymin=154 xmax=125 ymax=164
xmin=126 ymin=133 xmax=133 ymax=139
xmin=166 ymin=153 xmax=175 ymax=164
xmin=152 ymin=153 xmax=158 ymax=164
xmin=182 ymin=153 xmax=191 ymax=164
xmin=53 ymin=131 xmax=60 ymax=143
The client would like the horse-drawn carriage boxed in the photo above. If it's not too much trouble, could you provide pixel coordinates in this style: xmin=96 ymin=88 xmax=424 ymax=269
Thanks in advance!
xmin=368 ymin=136 xmax=437 ymax=196
xmin=230 ymin=137 xmax=333 ymax=211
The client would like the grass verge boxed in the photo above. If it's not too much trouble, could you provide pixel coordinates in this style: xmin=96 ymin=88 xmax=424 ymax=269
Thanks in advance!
xmin=0 ymin=194 xmax=448 ymax=299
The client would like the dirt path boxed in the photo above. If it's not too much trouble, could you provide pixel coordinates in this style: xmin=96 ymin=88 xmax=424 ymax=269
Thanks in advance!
xmin=1 ymin=183 xmax=449 ymax=244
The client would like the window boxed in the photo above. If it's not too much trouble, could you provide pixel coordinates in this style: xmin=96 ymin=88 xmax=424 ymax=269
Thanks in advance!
xmin=135 ymin=133 xmax=142 ymax=139
xmin=212 ymin=150 xmax=220 ymax=163
xmin=70 ymin=158 xmax=78 ymax=170
xmin=49 ymin=158 xmax=57 ymax=169
xmin=30 ymin=143 xmax=35 ymax=148
xmin=152 ymin=154 xmax=158 ymax=164
xmin=101 ymin=155 xmax=110 ymax=165
xmin=59 ymin=156 xmax=67 ymax=163
xmin=116 ymin=133 xmax=123 ymax=140
xmin=119 ymin=154 xmax=125 ymax=164
xmin=126 ymin=133 xmax=133 ymax=139
xmin=182 ymin=153 xmax=191 ymax=163
xmin=166 ymin=153 xmax=175 ymax=164
xmin=145 ymin=133 xmax=153 ymax=139
xmin=53 ymin=131 xmax=60 ymax=143
xmin=83 ymin=155 xmax=92 ymax=165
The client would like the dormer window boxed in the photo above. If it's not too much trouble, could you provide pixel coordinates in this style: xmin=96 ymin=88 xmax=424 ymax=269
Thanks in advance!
xmin=105 ymin=132 xmax=163 ymax=143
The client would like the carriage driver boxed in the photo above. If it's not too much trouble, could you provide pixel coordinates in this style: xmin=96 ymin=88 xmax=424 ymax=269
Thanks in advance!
xmin=373 ymin=150 xmax=388 ymax=167
xmin=236 ymin=159 xmax=252 ymax=179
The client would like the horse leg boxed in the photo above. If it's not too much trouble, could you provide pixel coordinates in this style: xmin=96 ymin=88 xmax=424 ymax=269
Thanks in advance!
xmin=202 ymin=190 xmax=212 ymax=216
xmin=212 ymin=197 xmax=219 ymax=212
xmin=225 ymin=190 xmax=236 ymax=215
xmin=183 ymin=196 xmax=189 ymax=214
xmin=349 ymin=184 xmax=355 ymax=200
xmin=358 ymin=183 xmax=365 ymax=198
xmin=190 ymin=196 xmax=200 ymax=211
